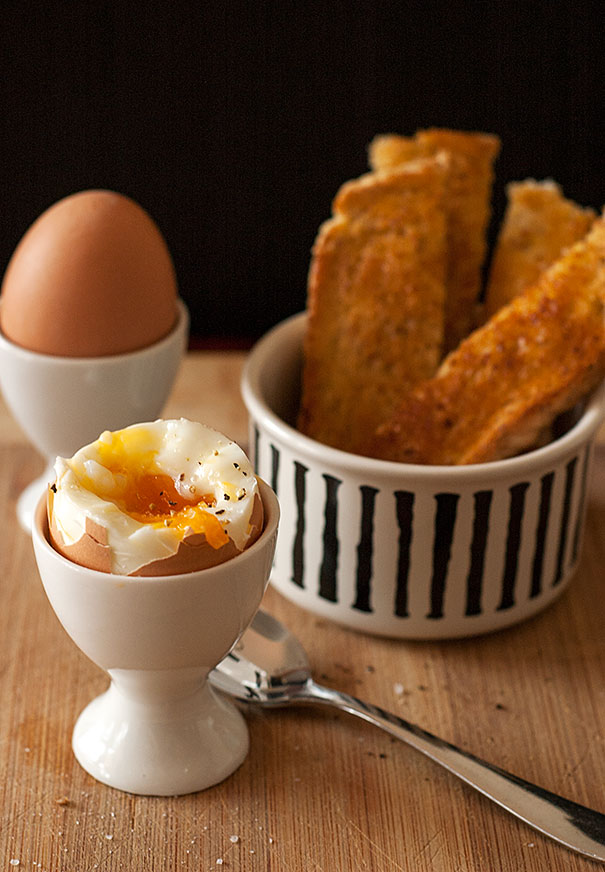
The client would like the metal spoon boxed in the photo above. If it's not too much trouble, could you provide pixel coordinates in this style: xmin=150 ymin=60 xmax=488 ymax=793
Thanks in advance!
xmin=210 ymin=609 xmax=605 ymax=863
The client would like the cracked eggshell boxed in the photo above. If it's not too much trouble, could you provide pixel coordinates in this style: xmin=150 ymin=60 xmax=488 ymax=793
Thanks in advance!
xmin=46 ymin=419 xmax=265 ymax=577
xmin=47 ymin=487 xmax=264 ymax=577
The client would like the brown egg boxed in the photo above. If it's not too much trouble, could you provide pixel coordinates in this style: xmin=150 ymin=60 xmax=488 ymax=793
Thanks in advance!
xmin=0 ymin=189 xmax=178 ymax=357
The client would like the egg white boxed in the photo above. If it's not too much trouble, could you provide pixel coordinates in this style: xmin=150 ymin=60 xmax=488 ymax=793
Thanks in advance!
xmin=50 ymin=419 xmax=261 ymax=576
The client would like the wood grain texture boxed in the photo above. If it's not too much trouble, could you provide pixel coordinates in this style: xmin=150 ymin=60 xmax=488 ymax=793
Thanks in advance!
xmin=1 ymin=351 xmax=604 ymax=872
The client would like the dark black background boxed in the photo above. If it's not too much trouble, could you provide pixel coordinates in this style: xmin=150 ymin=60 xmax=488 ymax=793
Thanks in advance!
xmin=2 ymin=2 xmax=603 ymax=346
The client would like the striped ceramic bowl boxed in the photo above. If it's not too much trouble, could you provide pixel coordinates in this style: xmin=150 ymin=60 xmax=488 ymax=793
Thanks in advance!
xmin=242 ymin=312 xmax=605 ymax=639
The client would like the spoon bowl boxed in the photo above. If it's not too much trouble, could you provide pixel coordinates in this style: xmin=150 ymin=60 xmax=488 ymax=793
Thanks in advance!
xmin=210 ymin=609 xmax=605 ymax=862
xmin=210 ymin=608 xmax=310 ymax=704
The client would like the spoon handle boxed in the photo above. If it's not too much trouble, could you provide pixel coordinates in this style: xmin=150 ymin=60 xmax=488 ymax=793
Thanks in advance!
xmin=299 ymin=680 xmax=605 ymax=862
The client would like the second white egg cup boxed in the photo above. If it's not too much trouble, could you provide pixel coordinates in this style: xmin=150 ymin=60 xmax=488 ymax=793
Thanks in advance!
xmin=32 ymin=480 xmax=279 ymax=796
xmin=0 ymin=299 xmax=189 ymax=531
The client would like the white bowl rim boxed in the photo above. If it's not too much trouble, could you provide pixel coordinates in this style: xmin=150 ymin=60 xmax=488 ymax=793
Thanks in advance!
xmin=0 ymin=298 xmax=189 ymax=366
xmin=32 ymin=477 xmax=279 ymax=587
xmin=242 ymin=311 xmax=605 ymax=483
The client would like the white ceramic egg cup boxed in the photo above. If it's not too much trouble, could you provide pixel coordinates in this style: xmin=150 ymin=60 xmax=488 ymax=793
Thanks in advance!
xmin=32 ymin=480 xmax=279 ymax=796
xmin=0 ymin=299 xmax=189 ymax=531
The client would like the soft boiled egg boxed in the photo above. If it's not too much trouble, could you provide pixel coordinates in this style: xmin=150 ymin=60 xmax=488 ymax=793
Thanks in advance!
xmin=47 ymin=419 xmax=264 ymax=576
xmin=0 ymin=189 xmax=178 ymax=357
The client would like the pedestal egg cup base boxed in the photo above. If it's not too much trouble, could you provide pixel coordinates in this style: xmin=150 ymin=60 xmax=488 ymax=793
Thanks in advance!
xmin=72 ymin=676 xmax=249 ymax=796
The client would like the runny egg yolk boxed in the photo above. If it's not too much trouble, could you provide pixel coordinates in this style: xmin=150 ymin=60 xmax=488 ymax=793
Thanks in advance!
xmin=84 ymin=429 xmax=230 ymax=549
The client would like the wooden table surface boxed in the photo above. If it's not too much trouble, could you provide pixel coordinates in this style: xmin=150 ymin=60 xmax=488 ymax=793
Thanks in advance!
xmin=1 ymin=351 xmax=605 ymax=872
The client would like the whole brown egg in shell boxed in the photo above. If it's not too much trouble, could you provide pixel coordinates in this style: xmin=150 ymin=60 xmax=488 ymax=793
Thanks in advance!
xmin=0 ymin=189 xmax=178 ymax=357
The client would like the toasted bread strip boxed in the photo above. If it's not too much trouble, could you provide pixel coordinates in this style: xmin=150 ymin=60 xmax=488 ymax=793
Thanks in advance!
xmin=369 ymin=128 xmax=500 ymax=352
xmin=297 ymin=155 xmax=448 ymax=454
xmin=368 ymin=216 xmax=605 ymax=465
xmin=484 ymin=179 xmax=596 ymax=319
xmin=368 ymin=134 xmax=420 ymax=170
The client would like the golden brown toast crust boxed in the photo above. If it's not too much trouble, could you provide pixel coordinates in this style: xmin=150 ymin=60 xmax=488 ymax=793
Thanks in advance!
xmin=297 ymin=156 xmax=448 ymax=454
xmin=369 ymin=128 xmax=500 ymax=351
xmin=484 ymin=179 xmax=596 ymax=319
xmin=367 ymin=216 xmax=605 ymax=465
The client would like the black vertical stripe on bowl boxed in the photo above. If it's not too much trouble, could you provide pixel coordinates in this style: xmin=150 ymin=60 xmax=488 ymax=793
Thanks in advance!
xmin=427 ymin=493 xmax=460 ymax=620
xmin=530 ymin=471 xmax=555 ymax=599
xmin=498 ymin=481 xmax=530 ymax=611
xmin=269 ymin=443 xmax=280 ymax=496
xmin=252 ymin=424 xmax=260 ymax=472
xmin=318 ymin=474 xmax=341 ymax=602
xmin=292 ymin=461 xmax=308 ymax=588
xmin=352 ymin=486 xmax=378 ymax=613
xmin=394 ymin=490 xmax=415 ymax=618
xmin=465 ymin=490 xmax=493 ymax=616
